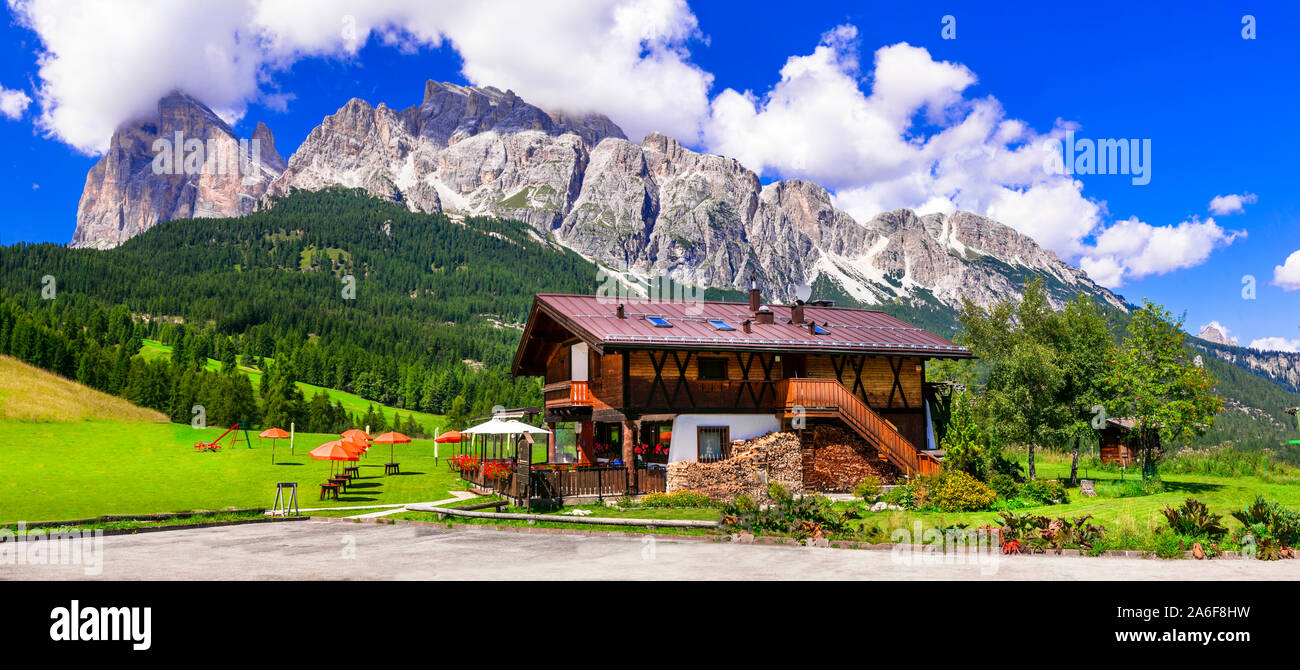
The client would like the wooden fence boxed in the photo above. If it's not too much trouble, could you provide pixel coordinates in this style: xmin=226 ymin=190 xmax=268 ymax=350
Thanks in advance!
xmin=455 ymin=462 xmax=667 ymax=501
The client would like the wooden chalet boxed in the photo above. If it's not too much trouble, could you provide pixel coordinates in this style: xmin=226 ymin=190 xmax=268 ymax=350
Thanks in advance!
xmin=511 ymin=286 xmax=974 ymax=482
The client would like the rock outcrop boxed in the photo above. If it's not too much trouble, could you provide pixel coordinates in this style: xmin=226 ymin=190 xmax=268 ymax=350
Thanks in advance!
xmin=72 ymin=92 xmax=283 ymax=249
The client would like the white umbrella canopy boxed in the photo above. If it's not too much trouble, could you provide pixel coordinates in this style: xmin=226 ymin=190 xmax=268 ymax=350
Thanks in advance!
xmin=462 ymin=418 xmax=551 ymax=435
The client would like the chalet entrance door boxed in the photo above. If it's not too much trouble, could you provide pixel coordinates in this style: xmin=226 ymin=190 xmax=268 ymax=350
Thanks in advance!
xmin=782 ymin=354 xmax=806 ymax=378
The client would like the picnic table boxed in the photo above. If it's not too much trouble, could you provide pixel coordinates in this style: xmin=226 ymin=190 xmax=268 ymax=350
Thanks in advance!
xmin=343 ymin=466 xmax=360 ymax=479
xmin=385 ymin=463 xmax=400 ymax=475
xmin=329 ymin=477 xmax=349 ymax=493
xmin=319 ymin=482 xmax=340 ymax=500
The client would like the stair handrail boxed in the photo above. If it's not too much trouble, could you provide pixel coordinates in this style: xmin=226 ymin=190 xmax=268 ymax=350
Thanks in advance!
xmin=782 ymin=378 xmax=938 ymax=476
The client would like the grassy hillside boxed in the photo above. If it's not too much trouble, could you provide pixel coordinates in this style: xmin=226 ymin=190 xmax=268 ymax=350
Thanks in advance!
xmin=0 ymin=355 xmax=165 ymax=423
xmin=137 ymin=339 xmax=447 ymax=432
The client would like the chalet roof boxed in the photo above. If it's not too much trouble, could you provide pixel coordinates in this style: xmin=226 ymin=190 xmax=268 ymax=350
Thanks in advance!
xmin=512 ymin=293 xmax=973 ymax=376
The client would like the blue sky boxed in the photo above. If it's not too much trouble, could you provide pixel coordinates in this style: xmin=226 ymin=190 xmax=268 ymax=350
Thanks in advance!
xmin=0 ymin=0 xmax=1297 ymax=348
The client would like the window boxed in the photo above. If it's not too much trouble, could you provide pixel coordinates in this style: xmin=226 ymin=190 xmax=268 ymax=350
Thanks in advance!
xmin=813 ymin=325 xmax=830 ymax=335
xmin=698 ymin=357 xmax=728 ymax=381
xmin=698 ymin=426 xmax=730 ymax=463
xmin=708 ymin=319 xmax=735 ymax=331
xmin=647 ymin=317 xmax=672 ymax=327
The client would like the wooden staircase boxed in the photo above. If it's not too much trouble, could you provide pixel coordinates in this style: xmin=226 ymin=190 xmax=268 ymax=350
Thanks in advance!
xmin=780 ymin=378 xmax=941 ymax=477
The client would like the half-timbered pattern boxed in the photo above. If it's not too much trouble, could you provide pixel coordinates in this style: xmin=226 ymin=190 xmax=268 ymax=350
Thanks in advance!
xmin=512 ymin=289 xmax=974 ymax=479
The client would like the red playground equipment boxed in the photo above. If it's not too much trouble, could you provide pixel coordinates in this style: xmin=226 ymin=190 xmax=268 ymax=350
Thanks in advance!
xmin=194 ymin=423 xmax=245 ymax=452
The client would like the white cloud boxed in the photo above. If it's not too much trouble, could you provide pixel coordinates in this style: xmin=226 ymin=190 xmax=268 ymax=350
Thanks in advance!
xmin=1273 ymin=249 xmax=1300 ymax=291
xmin=0 ymin=84 xmax=32 ymax=120
xmin=1248 ymin=337 xmax=1300 ymax=353
xmin=9 ymin=0 xmax=712 ymax=153
xmin=1078 ymin=216 xmax=1243 ymax=288
xmin=1208 ymin=192 xmax=1257 ymax=215
xmin=702 ymin=28 xmax=1239 ymax=285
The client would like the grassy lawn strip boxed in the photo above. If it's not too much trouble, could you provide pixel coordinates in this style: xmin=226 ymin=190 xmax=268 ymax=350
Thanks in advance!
xmin=4 ymin=510 xmax=275 ymax=535
xmin=0 ymin=421 xmax=466 ymax=523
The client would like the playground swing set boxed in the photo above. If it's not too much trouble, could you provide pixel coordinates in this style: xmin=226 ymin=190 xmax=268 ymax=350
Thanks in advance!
xmin=193 ymin=420 xmax=254 ymax=452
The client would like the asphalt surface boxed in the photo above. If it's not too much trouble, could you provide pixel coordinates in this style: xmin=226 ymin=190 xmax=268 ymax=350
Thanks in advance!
xmin=4 ymin=520 xmax=1299 ymax=580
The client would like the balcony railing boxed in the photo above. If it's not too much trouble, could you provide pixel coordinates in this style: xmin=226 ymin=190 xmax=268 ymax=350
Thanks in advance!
xmin=543 ymin=380 xmax=594 ymax=408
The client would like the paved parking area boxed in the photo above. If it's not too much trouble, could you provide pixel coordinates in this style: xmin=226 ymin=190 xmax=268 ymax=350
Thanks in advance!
xmin=4 ymin=520 xmax=1298 ymax=580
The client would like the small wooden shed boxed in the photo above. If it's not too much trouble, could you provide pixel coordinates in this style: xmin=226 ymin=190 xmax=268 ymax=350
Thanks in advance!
xmin=1100 ymin=417 xmax=1142 ymax=466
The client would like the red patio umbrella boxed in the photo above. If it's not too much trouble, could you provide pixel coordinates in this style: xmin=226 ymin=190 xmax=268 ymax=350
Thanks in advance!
xmin=309 ymin=440 xmax=357 ymax=477
xmin=372 ymin=431 xmax=411 ymax=464
xmin=260 ymin=427 xmax=290 ymax=463
xmin=434 ymin=430 xmax=462 ymax=443
xmin=340 ymin=436 xmax=368 ymax=459
xmin=342 ymin=429 xmax=371 ymax=442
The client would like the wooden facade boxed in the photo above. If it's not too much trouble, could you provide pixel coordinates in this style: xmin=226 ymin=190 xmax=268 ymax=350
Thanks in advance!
xmin=513 ymin=293 xmax=973 ymax=478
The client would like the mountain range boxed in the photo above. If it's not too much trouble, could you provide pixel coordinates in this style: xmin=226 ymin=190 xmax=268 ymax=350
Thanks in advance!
xmin=73 ymin=81 xmax=1126 ymax=317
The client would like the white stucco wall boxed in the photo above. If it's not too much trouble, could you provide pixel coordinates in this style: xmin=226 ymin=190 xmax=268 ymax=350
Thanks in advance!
xmin=668 ymin=414 xmax=782 ymax=463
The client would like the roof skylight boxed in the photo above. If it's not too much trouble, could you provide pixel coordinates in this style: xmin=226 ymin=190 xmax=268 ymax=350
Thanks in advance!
xmin=708 ymin=319 xmax=735 ymax=331
xmin=647 ymin=317 xmax=672 ymax=328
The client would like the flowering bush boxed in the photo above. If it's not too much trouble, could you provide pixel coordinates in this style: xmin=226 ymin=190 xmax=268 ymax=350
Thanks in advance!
xmin=449 ymin=454 xmax=479 ymax=471
xmin=932 ymin=471 xmax=998 ymax=512
xmin=481 ymin=461 xmax=513 ymax=479
xmin=632 ymin=443 xmax=670 ymax=456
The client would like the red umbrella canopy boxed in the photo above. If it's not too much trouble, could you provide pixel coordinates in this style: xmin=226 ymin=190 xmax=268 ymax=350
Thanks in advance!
xmin=434 ymin=430 xmax=462 ymax=443
xmin=260 ymin=427 xmax=290 ymax=439
xmin=372 ymin=431 xmax=411 ymax=444
xmin=309 ymin=441 xmax=357 ymax=462
xmin=341 ymin=429 xmax=371 ymax=442
xmin=340 ymin=436 xmax=368 ymax=455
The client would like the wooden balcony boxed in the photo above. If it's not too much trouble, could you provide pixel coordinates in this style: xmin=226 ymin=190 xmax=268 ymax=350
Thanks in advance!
xmin=543 ymin=380 xmax=594 ymax=408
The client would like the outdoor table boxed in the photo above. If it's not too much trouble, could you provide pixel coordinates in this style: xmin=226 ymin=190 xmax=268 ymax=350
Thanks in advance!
xmin=319 ymin=483 xmax=340 ymax=500
xmin=330 ymin=477 xmax=349 ymax=493
xmin=343 ymin=466 xmax=360 ymax=479
xmin=385 ymin=462 xmax=400 ymax=475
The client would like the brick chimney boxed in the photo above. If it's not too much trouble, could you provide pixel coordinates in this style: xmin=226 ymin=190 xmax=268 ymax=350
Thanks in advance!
xmin=791 ymin=302 xmax=805 ymax=325
xmin=755 ymin=306 xmax=774 ymax=325
xmin=616 ymin=303 xmax=625 ymax=319
xmin=742 ymin=319 xmax=752 ymax=334
xmin=748 ymin=272 xmax=761 ymax=313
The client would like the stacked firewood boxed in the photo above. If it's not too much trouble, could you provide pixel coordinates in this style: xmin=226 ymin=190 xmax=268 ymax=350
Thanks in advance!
xmin=666 ymin=432 xmax=804 ymax=501
xmin=800 ymin=424 xmax=901 ymax=491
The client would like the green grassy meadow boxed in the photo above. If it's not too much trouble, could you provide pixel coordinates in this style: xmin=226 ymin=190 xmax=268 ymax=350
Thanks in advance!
xmin=0 ymin=420 xmax=474 ymax=524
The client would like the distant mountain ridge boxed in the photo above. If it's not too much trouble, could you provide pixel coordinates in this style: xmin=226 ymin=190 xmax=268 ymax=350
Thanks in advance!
xmin=71 ymin=81 xmax=1125 ymax=316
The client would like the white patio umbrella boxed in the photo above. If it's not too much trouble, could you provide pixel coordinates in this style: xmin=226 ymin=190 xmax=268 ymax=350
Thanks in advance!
xmin=462 ymin=418 xmax=551 ymax=461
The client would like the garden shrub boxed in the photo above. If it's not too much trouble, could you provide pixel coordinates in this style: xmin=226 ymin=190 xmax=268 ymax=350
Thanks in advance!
xmin=1021 ymin=479 xmax=1068 ymax=505
xmin=721 ymin=483 xmax=850 ymax=540
xmin=1231 ymin=495 xmax=1300 ymax=560
xmin=932 ymin=471 xmax=998 ymax=512
xmin=635 ymin=491 xmax=714 ymax=508
xmin=1160 ymin=498 xmax=1227 ymax=542
xmin=853 ymin=476 xmax=882 ymax=503
xmin=989 ymin=473 xmax=1019 ymax=500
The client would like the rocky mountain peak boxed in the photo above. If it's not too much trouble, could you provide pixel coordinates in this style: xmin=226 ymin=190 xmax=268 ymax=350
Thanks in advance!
xmin=1197 ymin=322 xmax=1239 ymax=346
xmin=71 ymin=91 xmax=284 ymax=249
xmin=70 ymin=81 xmax=1125 ymax=317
